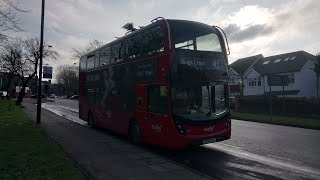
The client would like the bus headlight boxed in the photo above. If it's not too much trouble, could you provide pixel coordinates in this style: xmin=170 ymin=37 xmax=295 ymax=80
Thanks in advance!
xmin=174 ymin=119 xmax=186 ymax=135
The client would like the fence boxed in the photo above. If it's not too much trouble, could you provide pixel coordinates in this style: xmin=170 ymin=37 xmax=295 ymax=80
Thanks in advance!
xmin=235 ymin=96 xmax=320 ymax=119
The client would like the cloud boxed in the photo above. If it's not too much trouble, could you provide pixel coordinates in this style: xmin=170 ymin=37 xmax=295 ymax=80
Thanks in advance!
xmin=220 ymin=0 xmax=320 ymax=62
xmin=7 ymin=0 xmax=320 ymax=67
xmin=224 ymin=23 xmax=273 ymax=42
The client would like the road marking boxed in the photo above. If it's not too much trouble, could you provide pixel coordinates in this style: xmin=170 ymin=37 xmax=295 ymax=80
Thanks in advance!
xmin=205 ymin=143 xmax=320 ymax=178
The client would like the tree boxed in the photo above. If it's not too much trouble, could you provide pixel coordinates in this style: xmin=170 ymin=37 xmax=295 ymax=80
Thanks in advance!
xmin=0 ymin=0 xmax=28 ymax=43
xmin=314 ymin=52 xmax=320 ymax=97
xmin=72 ymin=39 xmax=103 ymax=59
xmin=0 ymin=37 xmax=58 ymax=105
xmin=122 ymin=22 xmax=137 ymax=34
xmin=55 ymin=64 xmax=78 ymax=96
xmin=0 ymin=38 xmax=22 ymax=97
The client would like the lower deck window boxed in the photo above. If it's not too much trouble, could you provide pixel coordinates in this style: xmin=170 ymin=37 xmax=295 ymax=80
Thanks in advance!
xmin=148 ymin=85 xmax=168 ymax=114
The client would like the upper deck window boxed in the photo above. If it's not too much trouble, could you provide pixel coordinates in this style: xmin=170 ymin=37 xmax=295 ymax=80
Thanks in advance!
xmin=80 ymin=25 xmax=166 ymax=68
xmin=87 ymin=54 xmax=95 ymax=69
xmin=95 ymin=51 xmax=100 ymax=68
xmin=80 ymin=56 xmax=87 ymax=71
xmin=100 ymin=47 xmax=111 ymax=66
xmin=111 ymin=43 xmax=121 ymax=63
xmin=141 ymin=26 xmax=165 ymax=54
xmin=127 ymin=26 xmax=165 ymax=59
xmin=169 ymin=20 xmax=222 ymax=52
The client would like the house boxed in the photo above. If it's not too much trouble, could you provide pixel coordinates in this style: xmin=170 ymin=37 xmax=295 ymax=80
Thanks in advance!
xmin=229 ymin=54 xmax=264 ymax=97
xmin=0 ymin=71 xmax=39 ymax=97
xmin=230 ymin=50 xmax=318 ymax=97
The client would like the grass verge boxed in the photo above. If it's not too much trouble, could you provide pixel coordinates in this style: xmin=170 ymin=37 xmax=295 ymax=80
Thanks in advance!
xmin=231 ymin=110 xmax=320 ymax=130
xmin=0 ymin=100 xmax=87 ymax=180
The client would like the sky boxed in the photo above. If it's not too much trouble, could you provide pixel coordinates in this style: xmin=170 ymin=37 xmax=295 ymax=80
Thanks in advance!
xmin=7 ymin=0 xmax=320 ymax=76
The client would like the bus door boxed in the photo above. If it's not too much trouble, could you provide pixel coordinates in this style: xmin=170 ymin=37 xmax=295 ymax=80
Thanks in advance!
xmin=143 ymin=84 xmax=169 ymax=143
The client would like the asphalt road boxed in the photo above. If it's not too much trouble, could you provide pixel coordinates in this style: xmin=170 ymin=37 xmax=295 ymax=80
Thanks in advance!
xmin=43 ymin=98 xmax=320 ymax=179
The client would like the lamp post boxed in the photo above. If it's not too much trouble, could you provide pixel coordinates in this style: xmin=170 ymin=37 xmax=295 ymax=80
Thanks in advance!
xmin=36 ymin=0 xmax=45 ymax=124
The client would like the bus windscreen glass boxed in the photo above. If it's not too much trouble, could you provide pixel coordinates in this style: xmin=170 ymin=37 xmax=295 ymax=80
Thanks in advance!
xmin=169 ymin=20 xmax=229 ymax=120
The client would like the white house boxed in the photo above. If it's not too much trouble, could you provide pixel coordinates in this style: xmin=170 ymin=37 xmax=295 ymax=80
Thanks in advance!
xmin=240 ymin=51 xmax=318 ymax=97
xmin=229 ymin=54 xmax=263 ymax=97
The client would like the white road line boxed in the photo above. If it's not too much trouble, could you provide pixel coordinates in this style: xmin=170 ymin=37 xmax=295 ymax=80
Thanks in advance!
xmin=205 ymin=143 xmax=320 ymax=178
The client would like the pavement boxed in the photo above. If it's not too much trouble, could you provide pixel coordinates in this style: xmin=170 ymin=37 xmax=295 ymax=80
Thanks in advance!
xmin=21 ymin=99 xmax=213 ymax=180
xmin=39 ymin=98 xmax=320 ymax=180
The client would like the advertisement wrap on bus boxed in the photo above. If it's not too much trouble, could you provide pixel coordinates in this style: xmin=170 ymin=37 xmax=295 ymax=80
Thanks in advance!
xmin=79 ymin=18 xmax=231 ymax=148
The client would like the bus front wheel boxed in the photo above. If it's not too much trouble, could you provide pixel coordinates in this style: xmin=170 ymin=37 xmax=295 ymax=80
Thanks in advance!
xmin=129 ymin=122 xmax=141 ymax=144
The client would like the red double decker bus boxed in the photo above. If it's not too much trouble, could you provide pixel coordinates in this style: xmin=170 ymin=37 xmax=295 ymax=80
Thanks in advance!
xmin=79 ymin=18 xmax=231 ymax=148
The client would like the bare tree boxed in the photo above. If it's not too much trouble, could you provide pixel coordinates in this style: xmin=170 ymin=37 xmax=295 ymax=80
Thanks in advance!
xmin=314 ymin=52 xmax=320 ymax=97
xmin=0 ymin=37 xmax=58 ymax=105
xmin=72 ymin=39 xmax=103 ymax=59
xmin=0 ymin=38 xmax=22 ymax=96
xmin=122 ymin=22 xmax=137 ymax=34
xmin=0 ymin=0 xmax=29 ymax=42
xmin=55 ymin=64 xmax=78 ymax=96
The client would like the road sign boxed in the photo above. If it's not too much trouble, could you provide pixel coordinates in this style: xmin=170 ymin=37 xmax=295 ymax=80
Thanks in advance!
xmin=43 ymin=66 xmax=52 ymax=79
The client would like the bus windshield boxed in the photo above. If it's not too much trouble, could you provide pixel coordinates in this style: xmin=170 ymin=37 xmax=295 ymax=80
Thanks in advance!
xmin=169 ymin=20 xmax=229 ymax=120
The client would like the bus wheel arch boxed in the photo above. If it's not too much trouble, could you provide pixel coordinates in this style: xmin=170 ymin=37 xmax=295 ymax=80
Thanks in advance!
xmin=129 ymin=119 xmax=142 ymax=144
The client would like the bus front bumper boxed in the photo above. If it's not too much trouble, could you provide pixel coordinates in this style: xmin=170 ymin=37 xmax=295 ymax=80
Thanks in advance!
xmin=165 ymin=127 xmax=231 ymax=149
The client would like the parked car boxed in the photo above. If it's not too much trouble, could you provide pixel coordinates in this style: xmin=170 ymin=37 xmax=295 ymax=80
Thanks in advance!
xmin=69 ymin=95 xmax=78 ymax=100
xmin=0 ymin=91 xmax=8 ymax=99
xmin=49 ymin=94 xmax=57 ymax=98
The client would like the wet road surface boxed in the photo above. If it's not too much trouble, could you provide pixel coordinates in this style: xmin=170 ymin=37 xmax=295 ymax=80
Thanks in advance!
xmin=42 ymin=98 xmax=320 ymax=179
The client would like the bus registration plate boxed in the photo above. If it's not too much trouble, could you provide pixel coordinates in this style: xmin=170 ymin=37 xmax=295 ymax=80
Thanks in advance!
xmin=203 ymin=138 xmax=216 ymax=144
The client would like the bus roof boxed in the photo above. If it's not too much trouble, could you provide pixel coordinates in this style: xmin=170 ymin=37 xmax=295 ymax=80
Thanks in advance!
xmin=80 ymin=18 xmax=219 ymax=58
xmin=81 ymin=19 xmax=166 ymax=58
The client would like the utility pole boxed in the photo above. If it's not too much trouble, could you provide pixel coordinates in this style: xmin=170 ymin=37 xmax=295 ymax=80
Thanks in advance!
xmin=36 ymin=0 xmax=45 ymax=124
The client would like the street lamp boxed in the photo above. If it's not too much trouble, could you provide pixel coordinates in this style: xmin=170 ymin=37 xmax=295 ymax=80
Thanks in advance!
xmin=36 ymin=0 xmax=46 ymax=124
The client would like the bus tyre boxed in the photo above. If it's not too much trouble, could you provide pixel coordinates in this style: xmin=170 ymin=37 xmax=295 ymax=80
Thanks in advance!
xmin=130 ymin=122 xmax=141 ymax=144
xmin=88 ymin=113 xmax=95 ymax=128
